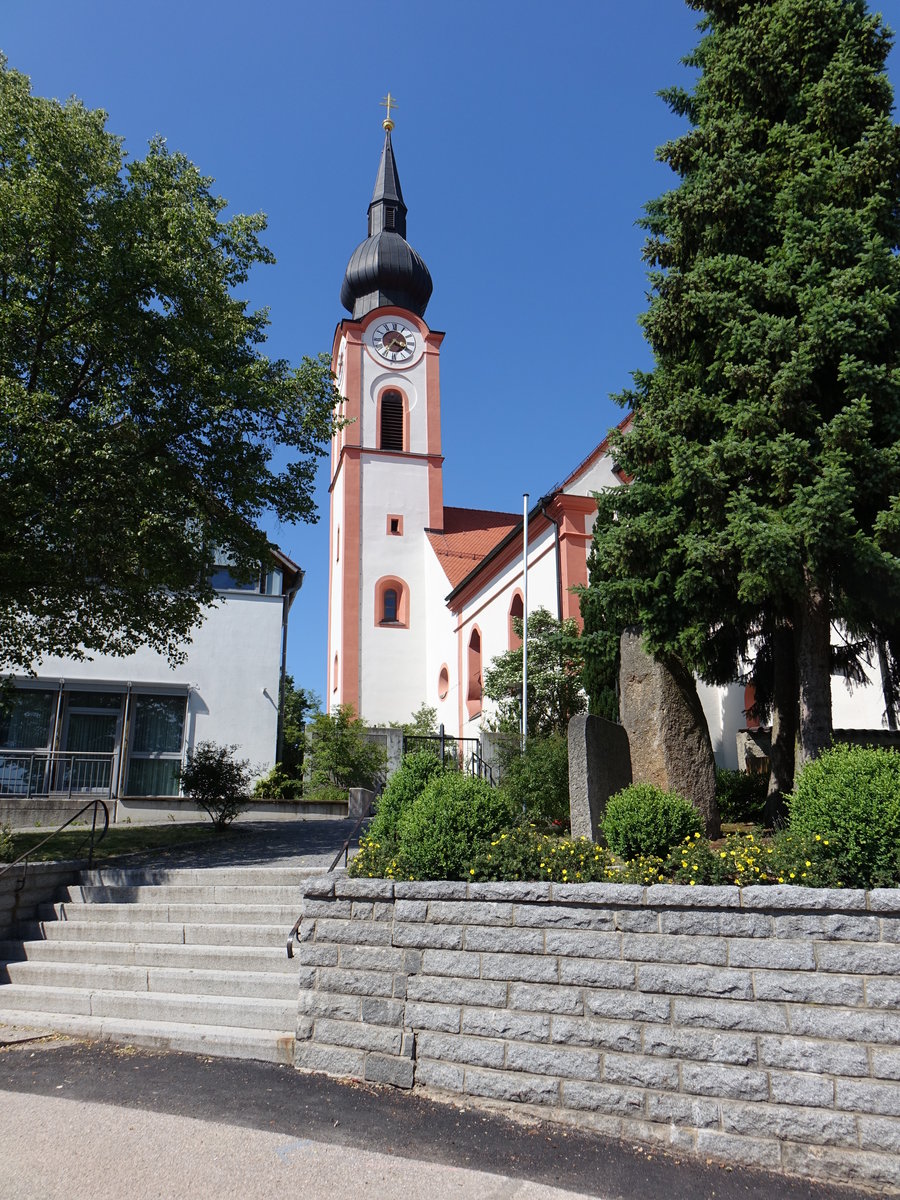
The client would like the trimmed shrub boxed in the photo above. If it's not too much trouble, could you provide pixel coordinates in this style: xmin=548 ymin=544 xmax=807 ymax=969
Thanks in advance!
xmin=715 ymin=767 xmax=768 ymax=825
xmin=602 ymin=783 xmax=703 ymax=859
xmin=368 ymin=751 xmax=448 ymax=844
xmin=395 ymin=773 xmax=515 ymax=880
xmin=787 ymin=744 xmax=900 ymax=888
xmin=0 ymin=823 xmax=14 ymax=862
xmin=500 ymin=735 xmax=570 ymax=828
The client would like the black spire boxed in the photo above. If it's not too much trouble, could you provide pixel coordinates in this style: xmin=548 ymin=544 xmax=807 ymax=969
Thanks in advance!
xmin=340 ymin=127 xmax=432 ymax=320
xmin=367 ymin=130 xmax=407 ymax=238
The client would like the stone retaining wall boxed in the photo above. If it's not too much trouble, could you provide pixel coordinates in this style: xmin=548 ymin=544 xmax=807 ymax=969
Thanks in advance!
xmin=296 ymin=877 xmax=900 ymax=1195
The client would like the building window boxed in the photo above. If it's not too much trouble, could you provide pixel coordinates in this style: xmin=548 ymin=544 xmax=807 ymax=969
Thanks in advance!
xmin=386 ymin=514 xmax=403 ymax=536
xmin=438 ymin=665 xmax=449 ymax=701
xmin=333 ymin=654 xmax=339 ymax=692
xmin=374 ymin=576 xmax=409 ymax=628
xmin=125 ymin=694 xmax=187 ymax=797
xmin=466 ymin=628 xmax=483 ymax=718
xmin=336 ymin=527 xmax=340 ymax=562
xmin=508 ymin=591 xmax=524 ymax=650
xmin=379 ymin=390 xmax=404 ymax=452
xmin=0 ymin=689 xmax=55 ymax=750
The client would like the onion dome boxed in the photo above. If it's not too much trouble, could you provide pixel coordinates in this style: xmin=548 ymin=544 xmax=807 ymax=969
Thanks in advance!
xmin=340 ymin=128 xmax=433 ymax=319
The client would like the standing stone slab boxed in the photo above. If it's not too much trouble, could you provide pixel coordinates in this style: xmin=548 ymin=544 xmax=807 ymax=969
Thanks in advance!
xmin=618 ymin=628 xmax=720 ymax=837
xmin=568 ymin=714 xmax=632 ymax=841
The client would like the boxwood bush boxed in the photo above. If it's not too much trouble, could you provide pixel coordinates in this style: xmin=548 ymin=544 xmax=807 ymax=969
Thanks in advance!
xmin=499 ymin=734 xmax=570 ymax=828
xmin=787 ymin=744 xmax=900 ymax=888
xmin=395 ymin=773 xmax=515 ymax=880
xmin=602 ymin=783 xmax=703 ymax=859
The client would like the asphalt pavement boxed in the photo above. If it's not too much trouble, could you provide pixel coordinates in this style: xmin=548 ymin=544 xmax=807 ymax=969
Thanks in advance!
xmin=0 ymin=1036 xmax=874 ymax=1200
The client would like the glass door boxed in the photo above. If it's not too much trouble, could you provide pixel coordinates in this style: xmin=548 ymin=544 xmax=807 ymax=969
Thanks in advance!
xmin=60 ymin=692 xmax=123 ymax=794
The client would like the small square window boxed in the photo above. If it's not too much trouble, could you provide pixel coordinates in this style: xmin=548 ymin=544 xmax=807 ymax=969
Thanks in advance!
xmin=386 ymin=515 xmax=403 ymax=536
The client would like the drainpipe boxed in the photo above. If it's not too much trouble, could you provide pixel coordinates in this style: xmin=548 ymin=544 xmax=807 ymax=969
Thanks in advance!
xmin=277 ymin=569 xmax=305 ymax=765
xmin=539 ymin=495 xmax=563 ymax=622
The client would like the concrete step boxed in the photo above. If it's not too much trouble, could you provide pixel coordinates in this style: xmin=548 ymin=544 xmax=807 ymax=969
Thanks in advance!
xmin=0 ymin=960 xmax=298 ymax=1000
xmin=0 ymin=938 xmax=296 ymax=974
xmin=0 ymin=984 xmax=295 ymax=1031
xmin=68 ymin=884 xmax=304 ymax=906
xmin=0 ymin=1009 xmax=294 ymax=1064
xmin=79 ymin=867 xmax=326 ymax=887
xmin=16 ymin=920 xmax=288 ymax=948
xmin=41 ymin=901 xmax=299 ymax=926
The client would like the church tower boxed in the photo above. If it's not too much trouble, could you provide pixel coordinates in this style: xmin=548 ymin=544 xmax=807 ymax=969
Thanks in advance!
xmin=327 ymin=107 xmax=445 ymax=721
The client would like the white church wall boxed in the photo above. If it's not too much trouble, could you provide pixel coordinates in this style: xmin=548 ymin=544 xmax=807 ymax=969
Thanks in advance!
xmin=455 ymin=524 xmax=560 ymax=737
xmin=358 ymin=453 xmax=432 ymax=724
xmin=329 ymin=471 xmax=346 ymax=709
xmin=32 ymin=592 xmax=285 ymax=774
xmin=422 ymin=547 xmax=462 ymax=734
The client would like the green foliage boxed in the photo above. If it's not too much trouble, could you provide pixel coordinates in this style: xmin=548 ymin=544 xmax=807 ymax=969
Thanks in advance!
xmin=251 ymin=764 xmax=302 ymax=800
xmin=389 ymin=703 xmax=438 ymax=736
xmin=367 ymin=751 xmax=448 ymax=847
xmin=483 ymin=608 xmax=586 ymax=737
xmin=583 ymin=2 xmax=900 ymax=770
xmin=305 ymin=705 xmax=386 ymax=797
xmin=396 ymin=774 xmax=515 ymax=881
xmin=281 ymin=676 xmax=319 ymax=776
xmin=469 ymin=827 xmax=611 ymax=883
xmin=715 ymin=768 xmax=768 ymax=825
xmin=499 ymin=735 xmax=570 ymax=828
xmin=786 ymin=744 xmax=900 ymax=887
xmin=602 ymin=784 xmax=703 ymax=859
xmin=0 ymin=58 xmax=340 ymax=671
xmin=0 ymin=823 xmax=14 ymax=862
xmin=179 ymin=742 xmax=250 ymax=829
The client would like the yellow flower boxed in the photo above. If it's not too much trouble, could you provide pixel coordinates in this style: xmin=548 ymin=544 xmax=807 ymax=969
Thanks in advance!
xmin=689 ymin=880 xmax=696 ymax=885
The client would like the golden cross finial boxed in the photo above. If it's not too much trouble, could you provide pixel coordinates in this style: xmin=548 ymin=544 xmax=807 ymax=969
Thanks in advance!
xmin=381 ymin=92 xmax=398 ymax=132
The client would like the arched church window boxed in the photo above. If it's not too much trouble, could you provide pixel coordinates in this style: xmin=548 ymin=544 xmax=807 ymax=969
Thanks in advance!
xmin=374 ymin=576 xmax=409 ymax=628
xmin=438 ymin=665 xmax=449 ymax=701
xmin=333 ymin=654 xmax=338 ymax=692
xmin=380 ymin=390 xmax=404 ymax=452
xmin=466 ymin=627 xmax=482 ymax=718
xmin=508 ymin=591 xmax=524 ymax=650
xmin=383 ymin=588 xmax=398 ymax=623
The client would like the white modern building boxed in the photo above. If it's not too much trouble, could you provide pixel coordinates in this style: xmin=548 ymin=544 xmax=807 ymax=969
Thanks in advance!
xmin=327 ymin=122 xmax=891 ymax=767
xmin=0 ymin=550 xmax=302 ymax=814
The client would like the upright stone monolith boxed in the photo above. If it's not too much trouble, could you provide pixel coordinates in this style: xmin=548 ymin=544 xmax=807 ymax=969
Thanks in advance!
xmin=619 ymin=629 xmax=720 ymax=838
xmin=568 ymin=714 xmax=632 ymax=841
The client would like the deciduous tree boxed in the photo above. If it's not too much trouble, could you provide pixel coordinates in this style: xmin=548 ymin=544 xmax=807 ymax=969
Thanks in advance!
xmin=0 ymin=59 xmax=339 ymax=671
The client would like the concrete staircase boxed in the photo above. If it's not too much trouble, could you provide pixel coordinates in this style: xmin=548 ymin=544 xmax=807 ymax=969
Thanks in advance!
xmin=0 ymin=865 xmax=319 ymax=1064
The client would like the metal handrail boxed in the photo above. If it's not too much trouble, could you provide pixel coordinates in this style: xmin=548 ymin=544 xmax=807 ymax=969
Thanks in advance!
xmin=0 ymin=797 xmax=110 ymax=894
xmin=287 ymin=804 xmax=374 ymax=959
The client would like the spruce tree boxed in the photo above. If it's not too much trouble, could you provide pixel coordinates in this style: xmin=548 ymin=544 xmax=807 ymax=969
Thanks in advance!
xmin=586 ymin=0 xmax=900 ymax=778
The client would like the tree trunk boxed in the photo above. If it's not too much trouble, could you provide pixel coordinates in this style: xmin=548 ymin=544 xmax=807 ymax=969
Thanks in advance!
xmin=765 ymin=624 xmax=796 ymax=828
xmin=795 ymin=575 xmax=833 ymax=774
xmin=876 ymin=634 xmax=898 ymax=731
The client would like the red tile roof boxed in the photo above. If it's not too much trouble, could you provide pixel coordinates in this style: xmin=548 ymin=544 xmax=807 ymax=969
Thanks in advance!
xmin=426 ymin=506 xmax=521 ymax=588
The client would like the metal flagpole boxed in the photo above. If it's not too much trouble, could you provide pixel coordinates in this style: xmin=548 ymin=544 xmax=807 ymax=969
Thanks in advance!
xmin=522 ymin=493 xmax=529 ymax=752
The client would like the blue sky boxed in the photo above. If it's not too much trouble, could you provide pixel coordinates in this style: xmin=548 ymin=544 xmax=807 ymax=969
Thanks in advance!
xmin=5 ymin=2 xmax=899 ymax=710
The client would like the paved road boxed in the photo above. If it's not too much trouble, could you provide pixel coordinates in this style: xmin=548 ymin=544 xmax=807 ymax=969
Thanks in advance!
xmin=0 ymin=1038 xmax=871 ymax=1200
xmin=102 ymin=817 xmax=360 ymax=872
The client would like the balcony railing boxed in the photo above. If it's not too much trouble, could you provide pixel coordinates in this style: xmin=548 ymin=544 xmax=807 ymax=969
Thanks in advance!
xmin=0 ymin=751 xmax=115 ymax=799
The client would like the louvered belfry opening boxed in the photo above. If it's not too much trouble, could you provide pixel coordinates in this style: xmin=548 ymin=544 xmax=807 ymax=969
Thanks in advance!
xmin=380 ymin=390 xmax=404 ymax=451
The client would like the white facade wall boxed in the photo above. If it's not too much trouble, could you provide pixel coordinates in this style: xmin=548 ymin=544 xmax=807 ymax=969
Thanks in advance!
xmin=358 ymin=453 xmax=432 ymax=724
xmin=424 ymin=545 xmax=462 ymax=735
xmin=32 ymin=592 xmax=285 ymax=774
xmin=456 ymin=523 xmax=560 ymax=736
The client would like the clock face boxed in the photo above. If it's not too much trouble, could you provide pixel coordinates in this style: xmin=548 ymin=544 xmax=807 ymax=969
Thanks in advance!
xmin=372 ymin=320 xmax=416 ymax=363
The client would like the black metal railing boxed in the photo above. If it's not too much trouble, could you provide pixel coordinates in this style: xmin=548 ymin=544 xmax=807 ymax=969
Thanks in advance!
xmin=0 ymin=796 xmax=110 ymax=895
xmin=403 ymin=727 xmax=496 ymax=785
xmin=0 ymin=751 xmax=115 ymax=800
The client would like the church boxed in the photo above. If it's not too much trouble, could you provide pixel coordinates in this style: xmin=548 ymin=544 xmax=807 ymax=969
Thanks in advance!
xmin=325 ymin=116 xmax=885 ymax=766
